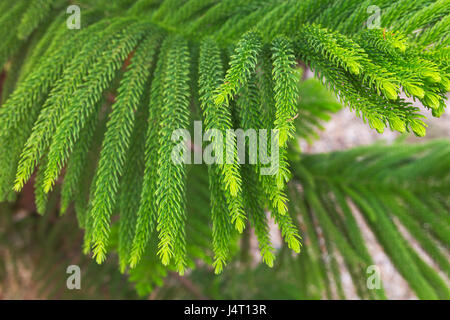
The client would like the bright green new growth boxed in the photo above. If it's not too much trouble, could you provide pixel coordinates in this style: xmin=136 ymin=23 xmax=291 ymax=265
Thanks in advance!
xmin=214 ymin=31 xmax=262 ymax=106
xmin=89 ymin=33 xmax=159 ymax=264
xmin=272 ymin=37 xmax=299 ymax=148
xmin=199 ymin=38 xmax=246 ymax=236
xmin=198 ymin=38 xmax=244 ymax=272
xmin=0 ymin=0 xmax=449 ymax=299
xmin=155 ymin=37 xmax=191 ymax=273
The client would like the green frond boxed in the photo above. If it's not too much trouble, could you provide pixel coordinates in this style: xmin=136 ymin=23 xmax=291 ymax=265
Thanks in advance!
xmin=13 ymin=19 xmax=128 ymax=192
xmin=271 ymin=36 xmax=299 ymax=148
xmin=214 ymin=31 xmax=262 ymax=106
xmin=187 ymin=0 xmax=245 ymax=35
xmin=198 ymin=38 xmax=246 ymax=232
xmin=165 ymin=0 xmax=216 ymax=25
xmin=60 ymin=104 xmax=102 ymax=217
xmin=129 ymin=38 xmax=170 ymax=269
xmin=34 ymin=154 xmax=50 ymax=216
xmin=416 ymin=14 xmax=450 ymax=47
xmin=242 ymin=166 xmax=275 ymax=268
xmin=88 ymin=32 xmax=159 ymax=264
xmin=118 ymin=106 xmax=149 ymax=273
xmin=0 ymin=11 xmax=100 ymax=135
xmin=155 ymin=37 xmax=191 ymax=273
xmin=198 ymin=38 xmax=242 ymax=272
xmin=17 ymin=0 xmax=56 ymax=40
xmin=397 ymin=0 xmax=450 ymax=35
xmin=209 ymin=166 xmax=235 ymax=274
xmin=42 ymin=21 xmax=151 ymax=194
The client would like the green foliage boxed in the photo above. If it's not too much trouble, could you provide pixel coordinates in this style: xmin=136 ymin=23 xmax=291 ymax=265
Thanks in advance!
xmin=198 ymin=38 xmax=241 ymax=272
xmin=88 ymin=32 xmax=160 ymax=264
xmin=0 ymin=0 xmax=449 ymax=299
xmin=129 ymin=38 xmax=169 ymax=269
xmin=155 ymin=36 xmax=191 ymax=273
